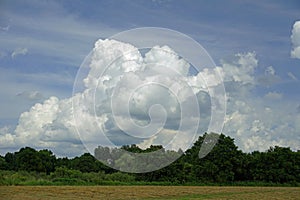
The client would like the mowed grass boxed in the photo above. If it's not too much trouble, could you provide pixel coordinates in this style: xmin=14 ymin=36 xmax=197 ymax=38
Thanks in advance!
xmin=0 ymin=186 xmax=299 ymax=200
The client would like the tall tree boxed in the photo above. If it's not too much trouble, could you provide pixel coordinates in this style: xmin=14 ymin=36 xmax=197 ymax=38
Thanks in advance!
xmin=71 ymin=153 xmax=107 ymax=173
xmin=4 ymin=152 xmax=16 ymax=170
xmin=15 ymin=147 xmax=43 ymax=172
xmin=0 ymin=155 xmax=8 ymax=170
xmin=38 ymin=149 xmax=56 ymax=174
xmin=184 ymin=133 xmax=243 ymax=182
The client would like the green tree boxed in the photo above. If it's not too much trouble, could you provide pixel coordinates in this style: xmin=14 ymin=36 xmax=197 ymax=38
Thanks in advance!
xmin=121 ymin=144 xmax=142 ymax=153
xmin=184 ymin=133 xmax=243 ymax=183
xmin=4 ymin=152 xmax=16 ymax=170
xmin=249 ymin=146 xmax=300 ymax=183
xmin=0 ymin=156 xmax=8 ymax=170
xmin=38 ymin=149 xmax=56 ymax=174
xmin=56 ymin=157 xmax=71 ymax=168
xmin=15 ymin=147 xmax=44 ymax=172
xmin=71 ymin=153 xmax=106 ymax=173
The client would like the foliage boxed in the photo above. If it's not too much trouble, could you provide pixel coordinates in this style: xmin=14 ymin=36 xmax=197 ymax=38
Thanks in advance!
xmin=0 ymin=133 xmax=299 ymax=186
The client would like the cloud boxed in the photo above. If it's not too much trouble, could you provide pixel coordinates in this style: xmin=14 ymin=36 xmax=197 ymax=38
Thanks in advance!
xmin=0 ymin=39 xmax=299 ymax=157
xmin=11 ymin=47 xmax=28 ymax=58
xmin=220 ymin=60 xmax=300 ymax=152
xmin=224 ymin=98 xmax=300 ymax=152
xmin=0 ymin=96 xmax=84 ymax=157
xmin=291 ymin=21 xmax=300 ymax=59
xmin=0 ymin=127 xmax=15 ymax=151
xmin=80 ymin=39 xmax=207 ymax=151
xmin=265 ymin=66 xmax=275 ymax=76
xmin=0 ymin=40 xmax=204 ymax=155
xmin=0 ymin=39 xmax=217 ymax=156
xmin=257 ymin=66 xmax=281 ymax=87
xmin=220 ymin=52 xmax=258 ymax=85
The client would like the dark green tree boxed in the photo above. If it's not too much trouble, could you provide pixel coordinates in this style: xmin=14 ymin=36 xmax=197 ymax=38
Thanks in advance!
xmin=249 ymin=146 xmax=300 ymax=183
xmin=71 ymin=153 xmax=107 ymax=173
xmin=38 ymin=149 xmax=56 ymax=174
xmin=0 ymin=155 xmax=8 ymax=170
xmin=15 ymin=147 xmax=44 ymax=172
xmin=121 ymin=144 xmax=142 ymax=153
xmin=184 ymin=133 xmax=244 ymax=183
xmin=56 ymin=157 xmax=71 ymax=168
xmin=4 ymin=152 xmax=16 ymax=170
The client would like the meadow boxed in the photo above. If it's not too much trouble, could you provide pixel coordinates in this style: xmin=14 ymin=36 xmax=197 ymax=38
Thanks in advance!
xmin=1 ymin=186 xmax=300 ymax=200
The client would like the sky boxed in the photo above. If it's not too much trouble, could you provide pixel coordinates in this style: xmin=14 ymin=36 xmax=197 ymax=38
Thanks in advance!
xmin=0 ymin=0 xmax=300 ymax=157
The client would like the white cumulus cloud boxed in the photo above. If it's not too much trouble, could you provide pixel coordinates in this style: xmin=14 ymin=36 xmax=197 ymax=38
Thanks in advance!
xmin=1 ymin=39 xmax=212 ymax=156
xmin=291 ymin=21 xmax=300 ymax=59
xmin=1 ymin=39 xmax=299 ymax=157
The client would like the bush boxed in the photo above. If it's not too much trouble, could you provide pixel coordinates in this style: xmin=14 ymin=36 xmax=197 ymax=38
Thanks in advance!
xmin=0 ymin=170 xmax=37 ymax=185
xmin=81 ymin=171 xmax=107 ymax=184
xmin=52 ymin=178 xmax=86 ymax=185
xmin=106 ymin=172 xmax=135 ymax=182
xmin=50 ymin=167 xmax=82 ymax=179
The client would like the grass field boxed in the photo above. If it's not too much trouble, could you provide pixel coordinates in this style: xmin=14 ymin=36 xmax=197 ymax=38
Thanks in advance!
xmin=1 ymin=186 xmax=299 ymax=200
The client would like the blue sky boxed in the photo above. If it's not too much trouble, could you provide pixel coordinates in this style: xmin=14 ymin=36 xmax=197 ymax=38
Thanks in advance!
xmin=0 ymin=0 xmax=299 ymax=157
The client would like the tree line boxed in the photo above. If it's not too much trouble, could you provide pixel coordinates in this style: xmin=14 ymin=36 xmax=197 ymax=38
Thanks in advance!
xmin=0 ymin=133 xmax=299 ymax=185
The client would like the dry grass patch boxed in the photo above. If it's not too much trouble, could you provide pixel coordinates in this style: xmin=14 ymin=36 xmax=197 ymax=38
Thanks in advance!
xmin=0 ymin=186 xmax=299 ymax=200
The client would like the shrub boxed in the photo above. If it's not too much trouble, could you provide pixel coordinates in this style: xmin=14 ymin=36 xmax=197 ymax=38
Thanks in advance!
xmin=106 ymin=172 xmax=135 ymax=182
xmin=50 ymin=167 xmax=82 ymax=179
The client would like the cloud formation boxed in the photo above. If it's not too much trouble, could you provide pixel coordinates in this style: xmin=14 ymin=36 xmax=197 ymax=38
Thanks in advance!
xmin=0 ymin=39 xmax=299 ymax=157
xmin=291 ymin=21 xmax=300 ymax=59
xmin=257 ymin=66 xmax=281 ymax=87
xmin=76 ymin=39 xmax=212 ymax=152
xmin=0 ymin=39 xmax=216 ymax=156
